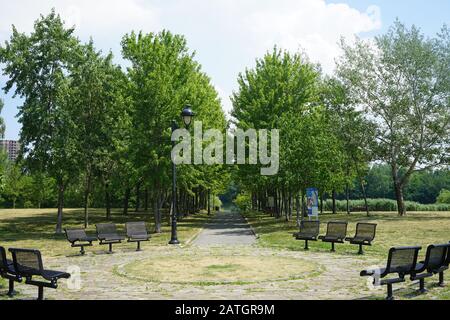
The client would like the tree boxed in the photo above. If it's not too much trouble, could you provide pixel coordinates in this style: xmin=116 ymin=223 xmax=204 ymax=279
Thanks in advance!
xmin=69 ymin=41 xmax=127 ymax=227
xmin=336 ymin=21 xmax=450 ymax=216
xmin=0 ymin=98 xmax=5 ymax=139
xmin=122 ymin=30 xmax=227 ymax=232
xmin=3 ymin=163 xmax=24 ymax=208
xmin=437 ymin=189 xmax=450 ymax=204
xmin=0 ymin=10 xmax=80 ymax=232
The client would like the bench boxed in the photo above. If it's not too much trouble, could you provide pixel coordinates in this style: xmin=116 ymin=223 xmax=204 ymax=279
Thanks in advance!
xmin=318 ymin=221 xmax=348 ymax=252
xmin=345 ymin=223 xmax=377 ymax=254
xmin=361 ymin=246 xmax=421 ymax=300
xmin=125 ymin=222 xmax=150 ymax=251
xmin=294 ymin=221 xmax=320 ymax=250
xmin=0 ymin=246 xmax=21 ymax=297
xmin=64 ymin=228 xmax=97 ymax=255
xmin=96 ymin=223 xmax=125 ymax=254
xmin=8 ymin=248 xmax=70 ymax=300
xmin=411 ymin=243 xmax=450 ymax=292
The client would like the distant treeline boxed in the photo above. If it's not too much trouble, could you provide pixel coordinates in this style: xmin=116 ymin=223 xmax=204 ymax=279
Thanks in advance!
xmin=342 ymin=164 xmax=450 ymax=205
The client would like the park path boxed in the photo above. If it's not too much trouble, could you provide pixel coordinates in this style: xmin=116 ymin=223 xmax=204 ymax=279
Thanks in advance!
xmin=192 ymin=209 xmax=256 ymax=246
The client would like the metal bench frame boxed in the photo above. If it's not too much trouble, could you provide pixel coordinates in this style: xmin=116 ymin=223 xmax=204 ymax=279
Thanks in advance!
xmin=411 ymin=243 xmax=450 ymax=292
xmin=345 ymin=223 xmax=377 ymax=255
xmin=8 ymin=248 xmax=70 ymax=300
xmin=64 ymin=228 xmax=97 ymax=255
xmin=318 ymin=221 xmax=348 ymax=252
xmin=125 ymin=222 xmax=150 ymax=251
xmin=0 ymin=246 xmax=21 ymax=297
xmin=361 ymin=246 xmax=421 ymax=300
xmin=96 ymin=223 xmax=125 ymax=254
xmin=294 ymin=221 xmax=320 ymax=250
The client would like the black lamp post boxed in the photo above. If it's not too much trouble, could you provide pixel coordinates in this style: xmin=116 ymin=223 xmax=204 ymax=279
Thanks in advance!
xmin=169 ymin=105 xmax=195 ymax=245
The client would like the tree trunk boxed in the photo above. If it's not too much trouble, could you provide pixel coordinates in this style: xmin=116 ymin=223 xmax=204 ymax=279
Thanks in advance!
xmin=320 ymin=192 xmax=324 ymax=215
xmin=346 ymin=183 xmax=350 ymax=215
xmin=301 ymin=189 xmax=306 ymax=219
xmin=296 ymin=193 xmax=300 ymax=226
xmin=332 ymin=189 xmax=337 ymax=214
xmin=84 ymin=172 xmax=92 ymax=228
xmin=56 ymin=179 xmax=65 ymax=234
xmin=123 ymin=187 xmax=131 ymax=215
xmin=12 ymin=198 xmax=16 ymax=209
xmin=144 ymin=187 xmax=149 ymax=212
xmin=207 ymin=189 xmax=211 ymax=215
xmin=392 ymin=166 xmax=406 ymax=216
xmin=105 ymin=182 xmax=111 ymax=219
xmin=135 ymin=182 xmax=141 ymax=212
xmin=154 ymin=194 xmax=162 ymax=233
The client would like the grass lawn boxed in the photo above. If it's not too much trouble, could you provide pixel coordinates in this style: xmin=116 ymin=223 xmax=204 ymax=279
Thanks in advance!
xmin=1 ymin=207 xmax=449 ymax=300
xmin=0 ymin=208 xmax=211 ymax=296
xmin=242 ymin=210 xmax=450 ymax=299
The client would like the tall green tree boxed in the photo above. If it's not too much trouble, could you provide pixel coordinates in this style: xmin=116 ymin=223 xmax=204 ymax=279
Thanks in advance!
xmin=0 ymin=10 xmax=80 ymax=232
xmin=0 ymin=98 xmax=5 ymax=139
xmin=122 ymin=30 xmax=226 ymax=232
xmin=336 ymin=21 xmax=450 ymax=216
xmin=69 ymin=41 xmax=128 ymax=226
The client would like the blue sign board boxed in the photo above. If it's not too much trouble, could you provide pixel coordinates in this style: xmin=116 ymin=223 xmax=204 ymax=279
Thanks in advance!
xmin=306 ymin=188 xmax=319 ymax=217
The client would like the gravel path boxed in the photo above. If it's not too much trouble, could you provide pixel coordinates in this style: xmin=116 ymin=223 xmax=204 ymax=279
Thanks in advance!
xmin=192 ymin=210 xmax=256 ymax=247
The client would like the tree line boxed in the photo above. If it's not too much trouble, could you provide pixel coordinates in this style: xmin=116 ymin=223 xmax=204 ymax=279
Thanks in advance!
xmin=231 ymin=20 xmax=449 ymax=219
xmin=0 ymin=11 xmax=448 ymax=234
xmin=0 ymin=10 xmax=229 ymax=233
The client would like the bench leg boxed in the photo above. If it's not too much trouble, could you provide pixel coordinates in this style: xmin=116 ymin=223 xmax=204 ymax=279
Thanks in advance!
xmin=386 ymin=284 xmax=394 ymax=300
xmin=304 ymin=240 xmax=309 ymax=251
xmin=37 ymin=286 xmax=44 ymax=300
xmin=358 ymin=244 xmax=364 ymax=255
xmin=136 ymin=241 xmax=141 ymax=251
xmin=418 ymin=279 xmax=427 ymax=294
xmin=438 ymin=272 xmax=445 ymax=287
xmin=331 ymin=242 xmax=335 ymax=252
xmin=80 ymin=246 xmax=85 ymax=255
xmin=107 ymin=243 xmax=113 ymax=254
xmin=7 ymin=279 xmax=16 ymax=297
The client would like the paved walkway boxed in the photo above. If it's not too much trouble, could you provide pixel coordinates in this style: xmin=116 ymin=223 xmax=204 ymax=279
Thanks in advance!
xmin=192 ymin=209 xmax=256 ymax=246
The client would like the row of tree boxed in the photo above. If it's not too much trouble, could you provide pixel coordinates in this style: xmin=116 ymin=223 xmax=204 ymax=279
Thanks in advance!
xmin=231 ymin=20 xmax=449 ymax=219
xmin=0 ymin=10 xmax=230 ymax=233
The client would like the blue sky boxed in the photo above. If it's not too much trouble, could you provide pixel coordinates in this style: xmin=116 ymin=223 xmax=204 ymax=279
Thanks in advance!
xmin=0 ymin=0 xmax=449 ymax=140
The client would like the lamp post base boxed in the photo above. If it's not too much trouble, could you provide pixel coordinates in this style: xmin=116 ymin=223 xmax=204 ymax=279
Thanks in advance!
xmin=169 ymin=239 xmax=180 ymax=245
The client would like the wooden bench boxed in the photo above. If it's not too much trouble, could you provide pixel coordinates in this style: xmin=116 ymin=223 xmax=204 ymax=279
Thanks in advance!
xmin=125 ymin=222 xmax=150 ymax=251
xmin=96 ymin=223 xmax=125 ymax=254
xmin=361 ymin=246 xmax=421 ymax=300
xmin=345 ymin=223 xmax=377 ymax=254
xmin=0 ymin=246 xmax=21 ymax=297
xmin=318 ymin=221 xmax=348 ymax=252
xmin=411 ymin=243 xmax=450 ymax=292
xmin=64 ymin=228 xmax=97 ymax=255
xmin=294 ymin=221 xmax=320 ymax=250
xmin=8 ymin=248 xmax=70 ymax=300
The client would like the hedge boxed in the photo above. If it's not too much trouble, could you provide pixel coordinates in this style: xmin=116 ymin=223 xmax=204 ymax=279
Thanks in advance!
xmin=323 ymin=198 xmax=450 ymax=212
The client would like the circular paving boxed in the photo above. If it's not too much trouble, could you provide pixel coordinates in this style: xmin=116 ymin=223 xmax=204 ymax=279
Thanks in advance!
xmin=118 ymin=254 xmax=319 ymax=285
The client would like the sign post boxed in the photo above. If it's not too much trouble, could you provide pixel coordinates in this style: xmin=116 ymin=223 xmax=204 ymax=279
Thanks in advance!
xmin=306 ymin=188 xmax=319 ymax=220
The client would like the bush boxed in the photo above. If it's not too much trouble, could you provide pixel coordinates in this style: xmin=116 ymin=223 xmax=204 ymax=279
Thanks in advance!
xmin=437 ymin=189 xmax=450 ymax=204
xmin=324 ymin=198 xmax=450 ymax=212
xmin=234 ymin=192 xmax=251 ymax=212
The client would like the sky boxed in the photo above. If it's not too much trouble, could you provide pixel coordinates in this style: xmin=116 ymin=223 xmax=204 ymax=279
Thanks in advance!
xmin=0 ymin=0 xmax=449 ymax=140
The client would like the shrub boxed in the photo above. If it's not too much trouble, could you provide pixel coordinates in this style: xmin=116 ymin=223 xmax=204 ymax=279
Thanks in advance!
xmin=324 ymin=198 xmax=450 ymax=212
xmin=437 ymin=189 xmax=450 ymax=204
xmin=234 ymin=192 xmax=251 ymax=212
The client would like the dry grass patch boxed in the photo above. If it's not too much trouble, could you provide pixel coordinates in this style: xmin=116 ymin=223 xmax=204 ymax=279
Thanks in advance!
xmin=118 ymin=254 xmax=318 ymax=285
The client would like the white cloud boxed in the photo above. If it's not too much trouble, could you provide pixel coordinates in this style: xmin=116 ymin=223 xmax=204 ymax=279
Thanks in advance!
xmin=0 ymin=0 xmax=382 ymax=137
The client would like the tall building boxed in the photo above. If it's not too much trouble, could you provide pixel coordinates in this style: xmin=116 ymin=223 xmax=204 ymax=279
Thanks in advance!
xmin=0 ymin=140 xmax=20 ymax=162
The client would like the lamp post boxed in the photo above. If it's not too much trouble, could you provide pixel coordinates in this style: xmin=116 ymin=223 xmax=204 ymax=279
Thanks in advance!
xmin=169 ymin=105 xmax=195 ymax=245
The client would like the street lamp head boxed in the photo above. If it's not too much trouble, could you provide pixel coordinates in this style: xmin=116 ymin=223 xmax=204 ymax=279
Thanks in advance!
xmin=181 ymin=105 xmax=195 ymax=128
